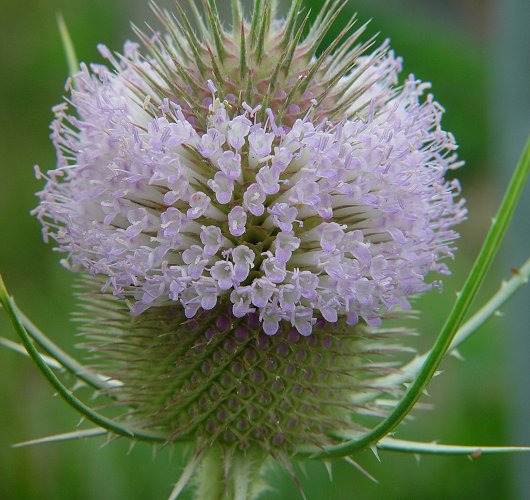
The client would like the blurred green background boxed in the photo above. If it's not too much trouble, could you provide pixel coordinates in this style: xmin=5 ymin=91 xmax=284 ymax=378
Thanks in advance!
xmin=0 ymin=0 xmax=528 ymax=499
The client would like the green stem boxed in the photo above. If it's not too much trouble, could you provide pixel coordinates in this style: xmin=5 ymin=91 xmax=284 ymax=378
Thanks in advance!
xmin=0 ymin=337 xmax=63 ymax=370
xmin=449 ymin=256 xmax=530 ymax=350
xmin=298 ymin=135 xmax=530 ymax=459
xmin=377 ymin=437 xmax=530 ymax=456
xmin=0 ymin=275 xmax=172 ymax=444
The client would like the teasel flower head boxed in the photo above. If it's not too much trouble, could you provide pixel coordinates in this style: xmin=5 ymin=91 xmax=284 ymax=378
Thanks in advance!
xmin=33 ymin=0 xmax=466 ymax=497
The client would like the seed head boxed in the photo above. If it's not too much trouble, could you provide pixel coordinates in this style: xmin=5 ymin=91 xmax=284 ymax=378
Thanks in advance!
xmin=33 ymin=0 xmax=465 ymax=494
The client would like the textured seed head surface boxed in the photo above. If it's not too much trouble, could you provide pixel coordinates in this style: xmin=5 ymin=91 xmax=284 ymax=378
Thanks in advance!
xmin=79 ymin=289 xmax=396 ymax=452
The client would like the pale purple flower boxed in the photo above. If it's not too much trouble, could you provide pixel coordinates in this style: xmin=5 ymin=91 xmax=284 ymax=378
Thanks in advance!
xmin=261 ymin=254 xmax=287 ymax=284
xmin=200 ymin=225 xmax=225 ymax=256
xmin=227 ymin=206 xmax=247 ymax=237
xmin=182 ymin=245 xmax=209 ymax=280
xmin=210 ymin=260 xmax=235 ymax=290
xmin=217 ymin=150 xmax=242 ymax=181
xmin=207 ymin=171 xmax=234 ymax=204
xmin=256 ymin=165 xmax=281 ymax=195
xmin=34 ymin=4 xmax=465 ymax=338
xmin=249 ymin=128 xmax=274 ymax=158
xmin=199 ymin=128 xmax=225 ymax=158
xmin=267 ymin=203 xmax=299 ymax=232
xmin=187 ymin=192 xmax=211 ymax=220
xmin=227 ymin=115 xmax=252 ymax=150
xmin=242 ymin=183 xmax=266 ymax=216
xmin=231 ymin=245 xmax=255 ymax=282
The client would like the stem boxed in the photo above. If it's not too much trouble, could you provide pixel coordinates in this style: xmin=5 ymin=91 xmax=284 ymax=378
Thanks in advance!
xmin=377 ymin=437 xmax=530 ymax=456
xmin=0 ymin=337 xmax=63 ymax=370
xmin=450 ymin=256 xmax=530 ymax=350
xmin=0 ymin=275 xmax=172 ymax=444
xmin=298 ymin=135 xmax=530 ymax=459
xmin=192 ymin=446 xmax=269 ymax=500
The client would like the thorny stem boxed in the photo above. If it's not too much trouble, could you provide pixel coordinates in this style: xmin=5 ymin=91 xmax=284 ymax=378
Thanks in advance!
xmin=10 ymin=302 xmax=119 ymax=390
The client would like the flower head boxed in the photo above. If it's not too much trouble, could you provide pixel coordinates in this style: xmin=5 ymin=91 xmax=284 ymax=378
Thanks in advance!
xmin=35 ymin=6 xmax=464 ymax=337
xmin=32 ymin=0 xmax=466 ymax=494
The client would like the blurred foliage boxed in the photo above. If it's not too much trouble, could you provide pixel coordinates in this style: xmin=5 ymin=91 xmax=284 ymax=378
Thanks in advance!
xmin=0 ymin=1 xmax=520 ymax=499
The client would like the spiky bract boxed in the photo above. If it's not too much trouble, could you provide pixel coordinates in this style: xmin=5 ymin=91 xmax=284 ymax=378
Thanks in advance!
xmin=78 ymin=284 xmax=405 ymax=450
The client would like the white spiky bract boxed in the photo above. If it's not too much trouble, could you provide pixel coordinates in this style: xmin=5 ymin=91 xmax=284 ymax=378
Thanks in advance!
xmin=33 ymin=1 xmax=466 ymax=497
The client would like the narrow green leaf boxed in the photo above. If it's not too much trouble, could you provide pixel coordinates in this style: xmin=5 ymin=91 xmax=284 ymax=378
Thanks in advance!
xmin=149 ymin=3 xmax=191 ymax=64
xmin=303 ymin=0 xmax=347 ymax=57
xmin=280 ymin=0 xmax=304 ymax=50
xmin=187 ymin=0 xmax=210 ymax=40
xmin=206 ymin=0 xmax=222 ymax=24
xmin=205 ymin=44 xmax=227 ymax=93
xmin=233 ymin=452 xmax=251 ymax=500
xmin=173 ymin=2 xmax=208 ymax=78
xmin=319 ymin=23 xmax=373 ymax=82
xmin=309 ymin=0 xmax=334 ymax=35
xmin=378 ymin=438 xmax=530 ymax=456
xmin=231 ymin=0 xmax=241 ymax=31
xmin=0 ymin=336 xmax=63 ymax=370
xmin=245 ymin=67 xmax=253 ymax=106
xmin=249 ymin=0 xmax=263 ymax=48
xmin=56 ymin=13 xmax=79 ymax=76
xmin=255 ymin=0 xmax=271 ymax=66
xmin=297 ymin=136 xmax=530 ymax=459
xmin=239 ymin=20 xmax=247 ymax=81
xmin=281 ymin=10 xmax=311 ymax=77
xmin=277 ymin=13 xmax=355 ymax=121
xmin=299 ymin=16 xmax=357 ymax=95
xmin=168 ymin=449 xmax=205 ymax=500
xmin=202 ymin=0 xmax=226 ymax=65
